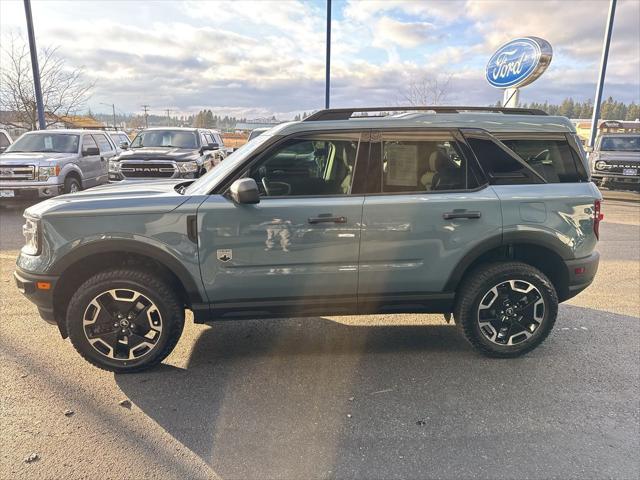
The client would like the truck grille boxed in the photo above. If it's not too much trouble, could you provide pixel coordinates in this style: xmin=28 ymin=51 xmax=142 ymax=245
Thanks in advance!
xmin=600 ymin=161 xmax=640 ymax=174
xmin=0 ymin=165 xmax=35 ymax=180
xmin=120 ymin=162 xmax=176 ymax=178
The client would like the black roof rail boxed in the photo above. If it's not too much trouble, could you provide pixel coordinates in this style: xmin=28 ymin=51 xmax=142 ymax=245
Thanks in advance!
xmin=303 ymin=106 xmax=548 ymax=121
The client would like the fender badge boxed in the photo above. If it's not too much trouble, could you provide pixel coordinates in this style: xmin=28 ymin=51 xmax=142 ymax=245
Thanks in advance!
xmin=217 ymin=249 xmax=232 ymax=262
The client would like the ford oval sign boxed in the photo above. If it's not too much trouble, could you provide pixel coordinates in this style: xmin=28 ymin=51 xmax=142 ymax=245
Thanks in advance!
xmin=486 ymin=37 xmax=553 ymax=89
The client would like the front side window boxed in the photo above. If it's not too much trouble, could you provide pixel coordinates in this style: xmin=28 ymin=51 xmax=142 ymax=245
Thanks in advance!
xmin=247 ymin=134 xmax=360 ymax=197
xmin=376 ymin=132 xmax=477 ymax=193
xmin=500 ymin=138 xmax=587 ymax=183
xmin=7 ymin=133 xmax=79 ymax=154
xmin=130 ymin=130 xmax=198 ymax=149
xmin=600 ymin=135 xmax=640 ymax=152
xmin=92 ymin=133 xmax=113 ymax=153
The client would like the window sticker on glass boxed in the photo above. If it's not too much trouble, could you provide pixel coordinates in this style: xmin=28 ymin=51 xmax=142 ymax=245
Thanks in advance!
xmin=44 ymin=137 xmax=53 ymax=150
xmin=385 ymin=143 xmax=418 ymax=186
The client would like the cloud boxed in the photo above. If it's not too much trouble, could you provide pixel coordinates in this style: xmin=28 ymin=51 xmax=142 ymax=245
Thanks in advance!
xmin=0 ymin=0 xmax=637 ymax=119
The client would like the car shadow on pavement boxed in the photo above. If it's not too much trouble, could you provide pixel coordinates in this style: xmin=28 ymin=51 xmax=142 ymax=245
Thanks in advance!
xmin=115 ymin=306 xmax=639 ymax=480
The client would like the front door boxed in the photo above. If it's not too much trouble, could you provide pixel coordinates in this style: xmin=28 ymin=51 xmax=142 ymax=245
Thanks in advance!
xmin=197 ymin=131 xmax=368 ymax=317
xmin=357 ymin=129 xmax=502 ymax=311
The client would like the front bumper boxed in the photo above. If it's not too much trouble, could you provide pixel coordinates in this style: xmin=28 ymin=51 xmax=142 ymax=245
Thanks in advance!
xmin=591 ymin=172 xmax=639 ymax=187
xmin=0 ymin=183 xmax=63 ymax=201
xmin=563 ymin=251 xmax=600 ymax=300
xmin=14 ymin=268 xmax=59 ymax=325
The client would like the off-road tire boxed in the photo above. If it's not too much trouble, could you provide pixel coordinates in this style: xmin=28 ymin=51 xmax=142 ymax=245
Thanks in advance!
xmin=66 ymin=268 xmax=184 ymax=373
xmin=64 ymin=176 xmax=81 ymax=194
xmin=454 ymin=262 xmax=558 ymax=358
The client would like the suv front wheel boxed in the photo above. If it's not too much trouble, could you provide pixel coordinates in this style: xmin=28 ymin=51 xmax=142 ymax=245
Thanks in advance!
xmin=66 ymin=268 xmax=184 ymax=372
xmin=454 ymin=262 xmax=558 ymax=357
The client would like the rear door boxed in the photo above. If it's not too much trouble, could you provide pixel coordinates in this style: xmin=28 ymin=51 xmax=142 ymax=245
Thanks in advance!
xmin=357 ymin=129 xmax=502 ymax=311
xmin=197 ymin=130 xmax=369 ymax=316
xmin=79 ymin=134 xmax=102 ymax=186
xmin=91 ymin=133 xmax=116 ymax=184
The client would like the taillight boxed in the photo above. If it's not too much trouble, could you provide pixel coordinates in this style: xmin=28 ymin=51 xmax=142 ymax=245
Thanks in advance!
xmin=594 ymin=199 xmax=604 ymax=240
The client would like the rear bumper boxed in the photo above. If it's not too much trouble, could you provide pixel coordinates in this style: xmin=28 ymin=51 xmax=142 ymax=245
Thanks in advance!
xmin=14 ymin=268 xmax=59 ymax=325
xmin=563 ymin=251 xmax=600 ymax=300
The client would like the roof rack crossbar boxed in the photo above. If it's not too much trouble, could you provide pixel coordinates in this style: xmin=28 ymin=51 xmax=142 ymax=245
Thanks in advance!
xmin=304 ymin=106 xmax=548 ymax=121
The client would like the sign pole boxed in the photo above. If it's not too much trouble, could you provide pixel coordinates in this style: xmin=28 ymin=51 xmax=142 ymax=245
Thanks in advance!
xmin=325 ymin=0 xmax=331 ymax=109
xmin=588 ymin=0 xmax=617 ymax=148
xmin=503 ymin=88 xmax=520 ymax=108
xmin=23 ymin=0 xmax=46 ymax=130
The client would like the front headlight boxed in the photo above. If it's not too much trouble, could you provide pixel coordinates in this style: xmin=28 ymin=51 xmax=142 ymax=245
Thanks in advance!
xmin=22 ymin=216 xmax=41 ymax=256
xmin=177 ymin=161 xmax=199 ymax=173
xmin=38 ymin=164 xmax=60 ymax=181
xmin=108 ymin=160 xmax=121 ymax=173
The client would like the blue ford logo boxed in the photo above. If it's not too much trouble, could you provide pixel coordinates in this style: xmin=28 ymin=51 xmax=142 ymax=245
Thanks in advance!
xmin=486 ymin=37 xmax=553 ymax=89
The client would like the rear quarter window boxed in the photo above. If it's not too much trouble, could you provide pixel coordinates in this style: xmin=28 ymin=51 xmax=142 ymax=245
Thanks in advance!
xmin=500 ymin=138 xmax=588 ymax=183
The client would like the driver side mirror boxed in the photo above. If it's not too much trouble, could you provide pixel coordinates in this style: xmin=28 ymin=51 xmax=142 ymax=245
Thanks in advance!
xmin=230 ymin=178 xmax=260 ymax=204
xmin=82 ymin=146 xmax=100 ymax=156
xmin=119 ymin=141 xmax=129 ymax=150
xmin=584 ymin=146 xmax=593 ymax=153
xmin=201 ymin=142 xmax=219 ymax=152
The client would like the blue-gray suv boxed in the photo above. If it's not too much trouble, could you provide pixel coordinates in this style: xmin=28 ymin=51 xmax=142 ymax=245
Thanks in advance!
xmin=14 ymin=107 xmax=602 ymax=372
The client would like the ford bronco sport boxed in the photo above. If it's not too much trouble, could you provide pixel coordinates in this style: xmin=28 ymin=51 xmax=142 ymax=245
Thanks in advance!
xmin=14 ymin=107 xmax=602 ymax=372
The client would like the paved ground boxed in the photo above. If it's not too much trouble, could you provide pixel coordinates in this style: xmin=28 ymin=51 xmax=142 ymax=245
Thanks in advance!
xmin=0 ymin=191 xmax=638 ymax=480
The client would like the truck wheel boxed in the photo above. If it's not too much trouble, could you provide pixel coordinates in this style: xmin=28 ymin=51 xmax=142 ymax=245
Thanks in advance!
xmin=454 ymin=262 xmax=558 ymax=358
xmin=66 ymin=268 xmax=184 ymax=373
xmin=64 ymin=176 xmax=81 ymax=194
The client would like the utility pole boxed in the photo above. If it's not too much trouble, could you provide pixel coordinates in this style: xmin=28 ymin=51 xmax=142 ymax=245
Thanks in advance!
xmin=141 ymin=105 xmax=150 ymax=128
xmin=325 ymin=0 xmax=331 ymax=109
xmin=589 ymin=0 xmax=617 ymax=148
xmin=165 ymin=109 xmax=172 ymax=125
xmin=23 ymin=0 xmax=46 ymax=130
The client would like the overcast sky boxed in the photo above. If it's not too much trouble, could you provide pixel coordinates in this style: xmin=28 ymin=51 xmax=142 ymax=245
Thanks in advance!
xmin=1 ymin=0 xmax=639 ymax=119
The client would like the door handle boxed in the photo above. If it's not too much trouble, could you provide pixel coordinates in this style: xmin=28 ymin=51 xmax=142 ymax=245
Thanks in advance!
xmin=443 ymin=211 xmax=481 ymax=220
xmin=308 ymin=215 xmax=347 ymax=224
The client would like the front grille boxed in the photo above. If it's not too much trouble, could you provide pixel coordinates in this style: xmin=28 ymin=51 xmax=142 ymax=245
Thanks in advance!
xmin=0 ymin=165 xmax=35 ymax=180
xmin=120 ymin=161 xmax=176 ymax=178
xmin=601 ymin=162 xmax=640 ymax=174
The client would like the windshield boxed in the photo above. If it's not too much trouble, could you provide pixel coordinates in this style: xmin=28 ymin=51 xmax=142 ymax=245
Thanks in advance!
xmin=130 ymin=130 xmax=198 ymax=149
xmin=185 ymin=134 xmax=274 ymax=195
xmin=600 ymin=136 xmax=640 ymax=152
xmin=6 ymin=133 xmax=79 ymax=153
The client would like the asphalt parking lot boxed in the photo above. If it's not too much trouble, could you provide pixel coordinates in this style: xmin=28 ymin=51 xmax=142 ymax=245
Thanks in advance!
xmin=1 ymin=190 xmax=638 ymax=480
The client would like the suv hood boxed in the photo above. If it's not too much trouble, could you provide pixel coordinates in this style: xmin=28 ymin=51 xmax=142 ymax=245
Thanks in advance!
xmin=0 ymin=152 xmax=75 ymax=165
xmin=26 ymin=179 xmax=193 ymax=218
xmin=117 ymin=147 xmax=200 ymax=162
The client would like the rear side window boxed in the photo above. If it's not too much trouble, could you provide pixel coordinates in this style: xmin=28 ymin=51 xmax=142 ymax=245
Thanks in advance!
xmin=501 ymin=139 xmax=587 ymax=183
xmin=464 ymin=137 xmax=541 ymax=185
xmin=0 ymin=132 xmax=10 ymax=148
xmin=92 ymin=133 xmax=113 ymax=153
xmin=374 ymin=132 xmax=479 ymax=193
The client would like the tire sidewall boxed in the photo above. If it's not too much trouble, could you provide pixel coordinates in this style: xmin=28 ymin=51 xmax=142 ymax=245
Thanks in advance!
xmin=462 ymin=265 xmax=558 ymax=355
xmin=67 ymin=275 xmax=180 ymax=371
xmin=64 ymin=177 xmax=81 ymax=194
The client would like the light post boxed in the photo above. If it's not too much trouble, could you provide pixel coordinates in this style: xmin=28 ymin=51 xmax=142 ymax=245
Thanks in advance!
xmin=23 ymin=0 xmax=46 ymax=130
xmin=325 ymin=0 xmax=331 ymax=109
xmin=589 ymin=0 xmax=617 ymax=148
xmin=100 ymin=102 xmax=117 ymax=129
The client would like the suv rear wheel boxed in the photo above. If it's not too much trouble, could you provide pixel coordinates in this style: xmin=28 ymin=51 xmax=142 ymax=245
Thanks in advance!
xmin=454 ymin=262 xmax=558 ymax=357
xmin=66 ymin=268 xmax=184 ymax=372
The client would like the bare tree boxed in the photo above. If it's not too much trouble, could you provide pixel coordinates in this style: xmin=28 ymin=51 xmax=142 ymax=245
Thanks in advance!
xmin=0 ymin=35 xmax=94 ymax=130
xmin=398 ymin=74 xmax=453 ymax=106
